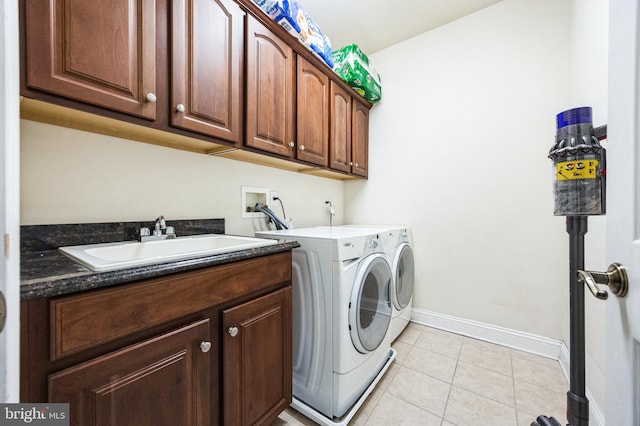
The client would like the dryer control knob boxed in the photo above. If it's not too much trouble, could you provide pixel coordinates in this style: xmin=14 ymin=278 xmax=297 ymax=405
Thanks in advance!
xmin=369 ymin=240 xmax=378 ymax=249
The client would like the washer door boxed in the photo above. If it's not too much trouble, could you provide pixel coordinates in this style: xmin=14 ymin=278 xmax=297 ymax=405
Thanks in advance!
xmin=393 ymin=243 xmax=415 ymax=310
xmin=349 ymin=253 xmax=392 ymax=353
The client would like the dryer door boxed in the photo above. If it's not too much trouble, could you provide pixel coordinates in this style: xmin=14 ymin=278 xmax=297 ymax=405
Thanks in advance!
xmin=393 ymin=243 xmax=415 ymax=310
xmin=349 ymin=253 xmax=392 ymax=353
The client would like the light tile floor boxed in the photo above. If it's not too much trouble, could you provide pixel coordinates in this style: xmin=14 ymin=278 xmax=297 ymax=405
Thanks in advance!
xmin=272 ymin=323 xmax=568 ymax=426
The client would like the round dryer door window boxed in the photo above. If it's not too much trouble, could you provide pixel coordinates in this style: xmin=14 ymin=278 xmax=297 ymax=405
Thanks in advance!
xmin=394 ymin=243 xmax=415 ymax=310
xmin=349 ymin=253 xmax=392 ymax=353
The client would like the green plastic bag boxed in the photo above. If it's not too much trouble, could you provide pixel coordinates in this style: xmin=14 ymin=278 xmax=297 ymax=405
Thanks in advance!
xmin=332 ymin=44 xmax=381 ymax=103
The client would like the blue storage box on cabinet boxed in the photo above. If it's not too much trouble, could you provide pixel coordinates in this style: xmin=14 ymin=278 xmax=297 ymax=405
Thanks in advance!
xmin=252 ymin=0 xmax=334 ymax=68
xmin=252 ymin=0 xmax=301 ymax=38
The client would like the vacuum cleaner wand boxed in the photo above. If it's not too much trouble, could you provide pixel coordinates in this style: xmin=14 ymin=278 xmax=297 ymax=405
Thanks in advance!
xmin=566 ymin=216 xmax=589 ymax=426
xmin=534 ymin=107 xmax=607 ymax=426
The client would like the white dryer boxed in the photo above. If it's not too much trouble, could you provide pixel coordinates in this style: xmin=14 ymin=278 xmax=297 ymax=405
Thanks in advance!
xmin=384 ymin=227 xmax=415 ymax=342
xmin=255 ymin=226 xmax=396 ymax=425
xmin=338 ymin=225 xmax=415 ymax=342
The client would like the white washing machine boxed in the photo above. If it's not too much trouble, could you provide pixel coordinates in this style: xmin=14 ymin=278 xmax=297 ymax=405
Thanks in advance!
xmin=255 ymin=226 xmax=396 ymax=425
xmin=338 ymin=225 xmax=415 ymax=342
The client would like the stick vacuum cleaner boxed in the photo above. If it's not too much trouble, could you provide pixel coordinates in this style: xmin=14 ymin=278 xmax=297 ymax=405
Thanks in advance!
xmin=533 ymin=107 xmax=627 ymax=426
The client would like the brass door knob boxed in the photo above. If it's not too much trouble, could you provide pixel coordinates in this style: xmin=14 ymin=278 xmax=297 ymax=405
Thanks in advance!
xmin=578 ymin=262 xmax=628 ymax=300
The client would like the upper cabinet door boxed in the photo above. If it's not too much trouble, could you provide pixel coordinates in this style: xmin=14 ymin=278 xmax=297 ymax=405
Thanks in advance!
xmin=171 ymin=0 xmax=243 ymax=143
xmin=329 ymin=81 xmax=352 ymax=173
xmin=245 ymin=15 xmax=296 ymax=158
xmin=24 ymin=0 xmax=157 ymax=120
xmin=296 ymin=57 xmax=329 ymax=167
xmin=351 ymin=100 xmax=369 ymax=178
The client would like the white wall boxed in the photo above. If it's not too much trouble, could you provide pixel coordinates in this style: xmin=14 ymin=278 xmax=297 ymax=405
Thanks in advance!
xmin=344 ymin=0 xmax=609 ymax=419
xmin=20 ymin=120 xmax=343 ymax=234
xmin=346 ymin=0 xmax=572 ymax=340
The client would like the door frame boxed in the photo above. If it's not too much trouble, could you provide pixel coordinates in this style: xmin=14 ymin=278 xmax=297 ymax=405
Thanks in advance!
xmin=605 ymin=0 xmax=640 ymax=424
xmin=0 ymin=0 xmax=21 ymax=403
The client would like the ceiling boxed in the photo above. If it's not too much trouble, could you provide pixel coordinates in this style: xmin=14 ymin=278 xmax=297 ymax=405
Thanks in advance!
xmin=296 ymin=0 xmax=503 ymax=55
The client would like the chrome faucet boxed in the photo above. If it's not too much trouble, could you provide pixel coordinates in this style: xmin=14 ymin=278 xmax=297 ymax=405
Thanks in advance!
xmin=139 ymin=216 xmax=176 ymax=242
xmin=155 ymin=216 xmax=166 ymax=234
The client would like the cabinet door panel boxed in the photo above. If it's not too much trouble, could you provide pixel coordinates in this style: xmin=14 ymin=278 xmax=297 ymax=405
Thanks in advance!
xmin=352 ymin=100 xmax=369 ymax=177
xmin=223 ymin=287 xmax=292 ymax=426
xmin=172 ymin=0 xmax=243 ymax=142
xmin=24 ymin=0 xmax=156 ymax=119
xmin=245 ymin=16 xmax=295 ymax=157
xmin=297 ymin=57 xmax=329 ymax=166
xmin=329 ymin=81 xmax=352 ymax=173
xmin=49 ymin=319 xmax=211 ymax=426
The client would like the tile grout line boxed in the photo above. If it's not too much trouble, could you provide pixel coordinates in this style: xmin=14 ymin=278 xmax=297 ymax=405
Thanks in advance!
xmin=510 ymin=347 xmax=520 ymax=425
xmin=439 ymin=337 xmax=463 ymax=426
xmin=390 ymin=329 xmax=451 ymax=424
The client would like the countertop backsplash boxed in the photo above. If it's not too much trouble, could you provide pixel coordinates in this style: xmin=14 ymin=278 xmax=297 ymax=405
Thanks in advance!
xmin=21 ymin=218 xmax=225 ymax=253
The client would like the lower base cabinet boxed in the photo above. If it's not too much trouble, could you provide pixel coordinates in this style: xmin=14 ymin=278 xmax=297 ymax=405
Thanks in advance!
xmin=21 ymin=252 xmax=293 ymax=426
xmin=223 ymin=287 xmax=292 ymax=426
xmin=49 ymin=319 xmax=212 ymax=425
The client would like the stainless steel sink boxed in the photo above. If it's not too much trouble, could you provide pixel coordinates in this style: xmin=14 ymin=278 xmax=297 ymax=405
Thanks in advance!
xmin=59 ymin=234 xmax=279 ymax=272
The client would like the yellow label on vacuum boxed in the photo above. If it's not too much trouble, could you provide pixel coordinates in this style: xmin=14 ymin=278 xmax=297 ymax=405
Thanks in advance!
xmin=556 ymin=159 xmax=599 ymax=181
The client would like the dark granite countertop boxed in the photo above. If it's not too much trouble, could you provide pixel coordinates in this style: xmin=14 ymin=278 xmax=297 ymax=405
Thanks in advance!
xmin=21 ymin=242 xmax=299 ymax=300
xmin=20 ymin=219 xmax=298 ymax=300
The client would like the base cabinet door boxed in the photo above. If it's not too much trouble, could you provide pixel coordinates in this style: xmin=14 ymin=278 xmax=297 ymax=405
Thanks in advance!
xmin=222 ymin=287 xmax=292 ymax=426
xmin=48 ymin=319 xmax=212 ymax=426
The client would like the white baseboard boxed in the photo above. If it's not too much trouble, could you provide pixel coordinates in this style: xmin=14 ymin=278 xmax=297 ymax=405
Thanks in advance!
xmin=410 ymin=308 xmax=605 ymax=426
xmin=411 ymin=308 xmax=563 ymax=359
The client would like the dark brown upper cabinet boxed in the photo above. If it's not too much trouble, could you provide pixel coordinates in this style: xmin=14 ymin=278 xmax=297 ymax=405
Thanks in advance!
xmin=245 ymin=15 xmax=296 ymax=158
xmin=171 ymin=0 xmax=244 ymax=143
xmin=24 ymin=0 xmax=158 ymax=120
xmin=296 ymin=56 xmax=330 ymax=167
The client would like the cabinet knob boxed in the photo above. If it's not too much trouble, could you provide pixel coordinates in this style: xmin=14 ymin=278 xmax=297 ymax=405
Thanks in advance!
xmin=146 ymin=92 xmax=157 ymax=103
xmin=299 ymin=145 xmax=305 ymax=151
xmin=176 ymin=103 xmax=185 ymax=113
xmin=355 ymin=163 xmax=359 ymax=167
xmin=349 ymin=161 xmax=353 ymax=166
xmin=288 ymin=141 xmax=295 ymax=148
xmin=200 ymin=341 xmax=212 ymax=353
xmin=228 ymin=326 xmax=239 ymax=337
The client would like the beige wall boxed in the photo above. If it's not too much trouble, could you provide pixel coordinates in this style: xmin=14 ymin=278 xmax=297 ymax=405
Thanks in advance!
xmin=343 ymin=0 xmax=608 ymax=418
xmin=20 ymin=121 xmax=344 ymax=235
xmin=346 ymin=0 xmax=572 ymax=339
